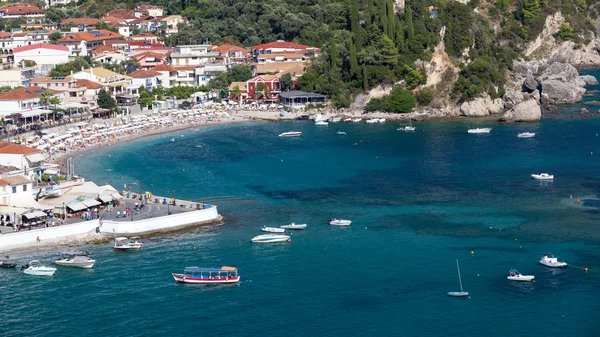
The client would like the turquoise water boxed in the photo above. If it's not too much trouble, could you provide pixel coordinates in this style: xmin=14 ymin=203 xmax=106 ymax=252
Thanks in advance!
xmin=3 ymin=82 xmax=600 ymax=335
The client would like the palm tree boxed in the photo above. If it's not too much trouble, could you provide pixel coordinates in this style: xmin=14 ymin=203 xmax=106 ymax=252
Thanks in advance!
xmin=40 ymin=90 xmax=53 ymax=108
xmin=49 ymin=96 xmax=60 ymax=110
xmin=232 ymin=85 xmax=241 ymax=104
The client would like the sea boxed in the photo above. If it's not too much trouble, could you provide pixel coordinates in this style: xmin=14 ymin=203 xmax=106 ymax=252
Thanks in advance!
xmin=2 ymin=72 xmax=600 ymax=336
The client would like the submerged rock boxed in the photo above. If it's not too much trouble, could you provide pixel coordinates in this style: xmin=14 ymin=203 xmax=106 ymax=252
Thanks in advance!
xmin=500 ymin=99 xmax=542 ymax=122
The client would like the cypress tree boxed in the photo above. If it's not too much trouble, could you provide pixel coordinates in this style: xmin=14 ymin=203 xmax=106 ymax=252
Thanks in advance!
xmin=349 ymin=41 xmax=358 ymax=77
xmin=349 ymin=0 xmax=364 ymax=50
xmin=330 ymin=43 xmax=338 ymax=70
xmin=363 ymin=63 xmax=368 ymax=91
xmin=395 ymin=18 xmax=404 ymax=51
xmin=380 ymin=0 xmax=388 ymax=36
xmin=405 ymin=5 xmax=414 ymax=40
xmin=386 ymin=0 xmax=395 ymax=41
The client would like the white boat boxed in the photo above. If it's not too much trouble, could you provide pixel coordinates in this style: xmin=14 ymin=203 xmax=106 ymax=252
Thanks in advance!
xmin=518 ymin=132 xmax=536 ymax=138
xmin=54 ymin=250 xmax=96 ymax=269
xmin=329 ymin=218 xmax=351 ymax=226
xmin=365 ymin=119 xmax=378 ymax=124
xmin=280 ymin=223 xmax=307 ymax=230
xmin=313 ymin=114 xmax=328 ymax=122
xmin=539 ymin=253 xmax=567 ymax=268
xmin=21 ymin=260 xmax=56 ymax=276
xmin=129 ymin=236 xmax=143 ymax=249
xmin=531 ymin=173 xmax=554 ymax=180
xmin=279 ymin=131 xmax=302 ymax=137
xmin=377 ymin=118 xmax=386 ymax=123
xmin=336 ymin=131 xmax=346 ymax=135
xmin=507 ymin=269 xmax=535 ymax=282
xmin=251 ymin=234 xmax=291 ymax=243
xmin=114 ymin=237 xmax=143 ymax=251
xmin=261 ymin=226 xmax=285 ymax=233
xmin=352 ymin=118 xmax=362 ymax=123
xmin=330 ymin=117 xmax=342 ymax=123
xmin=173 ymin=266 xmax=240 ymax=284
xmin=467 ymin=128 xmax=491 ymax=134
xmin=343 ymin=118 xmax=352 ymax=122
xmin=397 ymin=119 xmax=415 ymax=131
xmin=315 ymin=121 xmax=329 ymax=126
xmin=448 ymin=259 xmax=469 ymax=297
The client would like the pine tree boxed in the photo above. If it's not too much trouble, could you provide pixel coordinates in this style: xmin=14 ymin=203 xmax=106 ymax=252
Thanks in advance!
xmin=363 ymin=63 xmax=368 ymax=90
xmin=445 ymin=22 xmax=455 ymax=57
xmin=330 ymin=43 xmax=338 ymax=70
xmin=394 ymin=18 xmax=404 ymax=51
xmin=349 ymin=41 xmax=359 ymax=77
xmin=405 ymin=5 xmax=414 ymax=40
xmin=522 ymin=0 xmax=540 ymax=25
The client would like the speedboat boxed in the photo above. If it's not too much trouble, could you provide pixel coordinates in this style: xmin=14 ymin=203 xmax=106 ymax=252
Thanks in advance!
xmin=336 ymin=131 xmax=346 ymax=135
xmin=397 ymin=125 xmax=416 ymax=131
xmin=330 ymin=117 xmax=342 ymax=123
xmin=21 ymin=260 xmax=56 ymax=276
xmin=352 ymin=118 xmax=362 ymax=123
xmin=261 ymin=226 xmax=285 ymax=233
xmin=507 ymin=269 xmax=535 ymax=282
xmin=114 ymin=237 xmax=143 ymax=251
xmin=280 ymin=223 xmax=307 ymax=230
xmin=531 ymin=173 xmax=554 ymax=180
xmin=343 ymin=118 xmax=352 ymax=123
xmin=518 ymin=132 xmax=535 ymax=138
xmin=366 ymin=119 xmax=378 ymax=124
xmin=55 ymin=251 xmax=96 ymax=269
xmin=129 ymin=237 xmax=143 ymax=249
xmin=279 ymin=131 xmax=302 ymax=137
xmin=173 ymin=266 xmax=240 ymax=284
xmin=315 ymin=121 xmax=328 ymax=126
xmin=329 ymin=218 xmax=351 ymax=226
xmin=539 ymin=253 xmax=567 ymax=268
xmin=467 ymin=128 xmax=491 ymax=134
xmin=251 ymin=234 xmax=291 ymax=243
xmin=0 ymin=261 xmax=16 ymax=268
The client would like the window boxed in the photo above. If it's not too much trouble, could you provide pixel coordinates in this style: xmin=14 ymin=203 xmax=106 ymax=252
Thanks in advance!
xmin=23 ymin=185 xmax=27 ymax=192
xmin=11 ymin=186 xmax=16 ymax=193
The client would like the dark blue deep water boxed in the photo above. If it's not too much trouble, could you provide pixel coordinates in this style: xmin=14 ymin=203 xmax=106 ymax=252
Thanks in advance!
xmin=4 ymin=73 xmax=600 ymax=336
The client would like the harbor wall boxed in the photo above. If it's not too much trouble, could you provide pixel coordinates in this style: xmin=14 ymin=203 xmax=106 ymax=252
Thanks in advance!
xmin=0 ymin=221 xmax=99 ymax=252
xmin=99 ymin=206 xmax=221 ymax=236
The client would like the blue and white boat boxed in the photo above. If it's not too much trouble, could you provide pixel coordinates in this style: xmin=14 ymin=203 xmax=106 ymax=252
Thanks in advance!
xmin=251 ymin=234 xmax=290 ymax=243
xmin=173 ymin=266 xmax=240 ymax=284
xmin=448 ymin=259 xmax=469 ymax=297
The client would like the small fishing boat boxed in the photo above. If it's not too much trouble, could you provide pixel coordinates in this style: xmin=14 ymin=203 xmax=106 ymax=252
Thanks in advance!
xmin=531 ymin=173 xmax=554 ymax=180
xmin=279 ymin=131 xmax=302 ymax=137
xmin=467 ymin=128 xmax=491 ymax=134
xmin=280 ymin=223 xmax=307 ymax=230
xmin=377 ymin=118 xmax=386 ymax=123
xmin=55 ymin=250 xmax=96 ymax=269
xmin=173 ymin=266 xmax=240 ymax=284
xmin=21 ymin=260 xmax=56 ymax=276
xmin=336 ymin=131 xmax=347 ymax=135
xmin=365 ymin=119 xmax=378 ymax=124
xmin=330 ymin=117 xmax=342 ymax=123
xmin=0 ymin=261 xmax=16 ymax=268
xmin=352 ymin=118 xmax=362 ymax=123
xmin=518 ymin=132 xmax=536 ymax=138
xmin=261 ymin=226 xmax=285 ymax=233
xmin=329 ymin=218 xmax=351 ymax=226
xmin=448 ymin=259 xmax=469 ymax=297
xmin=397 ymin=119 xmax=415 ymax=131
xmin=539 ymin=253 xmax=567 ymax=268
xmin=343 ymin=118 xmax=352 ymax=123
xmin=113 ymin=237 xmax=143 ymax=251
xmin=251 ymin=234 xmax=291 ymax=243
xmin=507 ymin=269 xmax=535 ymax=282
xmin=129 ymin=237 xmax=143 ymax=249
xmin=315 ymin=121 xmax=329 ymax=126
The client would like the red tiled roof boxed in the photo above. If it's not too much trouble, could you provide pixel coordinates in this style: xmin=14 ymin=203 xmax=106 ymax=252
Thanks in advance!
xmin=251 ymin=41 xmax=313 ymax=51
xmin=132 ymin=33 xmax=157 ymax=38
xmin=0 ymin=3 xmax=43 ymax=16
xmin=172 ymin=66 xmax=196 ymax=71
xmin=213 ymin=44 xmax=249 ymax=55
xmin=30 ymin=76 xmax=74 ymax=84
xmin=129 ymin=69 xmax=161 ymax=78
xmin=91 ymin=45 xmax=118 ymax=55
xmin=57 ymin=30 xmax=123 ymax=43
xmin=61 ymin=18 xmax=100 ymax=26
xmin=0 ymin=32 xmax=10 ymax=39
xmin=13 ymin=43 xmax=69 ymax=53
xmin=76 ymin=79 xmax=103 ymax=89
xmin=0 ymin=86 xmax=57 ymax=101
xmin=104 ymin=9 xmax=134 ymax=20
xmin=0 ymin=141 xmax=40 ymax=155
xmin=132 ymin=51 xmax=167 ymax=59
xmin=0 ymin=179 xmax=9 ymax=186
xmin=152 ymin=64 xmax=175 ymax=72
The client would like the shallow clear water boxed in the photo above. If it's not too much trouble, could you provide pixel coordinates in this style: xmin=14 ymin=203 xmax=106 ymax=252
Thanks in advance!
xmin=3 ymin=79 xmax=600 ymax=335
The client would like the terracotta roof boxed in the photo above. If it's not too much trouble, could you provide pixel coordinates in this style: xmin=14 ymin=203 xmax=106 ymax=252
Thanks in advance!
xmin=76 ymin=79 xmax=102 ymax=89
xmin=0 ymin=179 xmax=9 ymax=186
xmin=151 ymin=64 xmax=175 ymax=72
xmin=104 ymin=9 xmax=134 ymax=20
xmin=132 ymin=33 xmax=157 ymax=38
xmin=30 ymin=76 xmax=74 ymax=84
xmin=249 ymin=74 xmax=282 ymax=82
xmin=2 ymin=175 xmax=32 ymax=185
xmin=213 ymin=44 xmax=249 ymax=55
xmin=172 ymin=66 xmax=196 ymax=71
xmin=0 ymin=86 xmax=57 ymax=101
xmin=132 ymin=51 xmax=167 ymax=59
xmin=0 ymin=32 xmax=10 ymax=39
xmin=251 ymin=41 xmax=315 ymax=51
xmin=257 ymin=53 xmax=304 ymax=60
xmin=228 ymin=81 xmax=247 ymax=92
xmin=0 ymin=141 xmax=40 ymax=155
xmin=0 ymin=3 xmax=43 ymax=16
xmin=75 ymin=79 xmax=102 ymax=89
xmin=129 ymin=69 xmax=160 ymax=78
xmin=61 ymin=18 xmax=100 ymax=26
xmin=13 ymin=43 xmax=69 ymax=53
xmin=254 ymin=62 xmax=306 ymax=75
xmin=57 ymin=30 xmax=123 ymax=43
xmin=91 ymin=45 xmax=118 ymax=55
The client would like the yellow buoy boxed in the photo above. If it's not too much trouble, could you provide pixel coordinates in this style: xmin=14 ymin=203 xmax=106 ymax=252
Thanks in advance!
xmin=471 ymin=251 xmax=474 ymax=255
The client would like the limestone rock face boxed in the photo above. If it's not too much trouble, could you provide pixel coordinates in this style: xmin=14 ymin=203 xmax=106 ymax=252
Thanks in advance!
xmin=460 ymin=94 xmax=504 ymax=117
xmin=579 ymin=75 xmax=599 ymax=85
xmin=512 ymin=60 xmax=540 ymax=78
xmin=537 ymin=62 xmax=587 ymax=104
xmin=500 ymin=99 xmax=542 ymax=122
xmin=523 ymin=73 xmax=539 ymax=92
xmin=536 ymin=62 xmax=580 ymax=82
xmin=503 ymin=88 xmax=525 ymax=110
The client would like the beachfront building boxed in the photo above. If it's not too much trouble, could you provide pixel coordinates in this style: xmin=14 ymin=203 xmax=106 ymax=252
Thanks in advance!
xmin=72 ymin=67 xmax=132 ymax=95
xmin=170 ymin=45 xmax=217 ymax=66
xmin=91 ymin=52 xmax=128 ymax=65
xmin=250 ymin=41 xmax=320 ymax=60
xmin=195 ymin=63 xmax=227 ymax=86
xmin=130 ymin=51 xmax=169 ymax=69
xmin=230 ymin=74 xmax=282 ymax=103
xmin=0 ymin=86 xmax=59 ymax=117
xmin=12 ymin=44 xmax=70 ymax=74
xmin=57 ymin=30 xmax=124 ymax=57
xmin=0 ymin=3 xmax=44 ymax=20
xmin=129 ymin=69 xmax=160 ymax=89
xmin=228 ymin=82 xmax=248 ymax=103
xmin=0 ymin=142 xmax=47 ymax=173
xmin=29 ymin=76 xmax=98 ymax=110
xmin=0 ymin=65 xmax=36 ymax=87
xmin=256 ymin=53 xmax=306 ymax=64
xmin=212 ymin=44 xmax=250 ymax=64
xmin=279 ymin=90 xmax=326 ymax=109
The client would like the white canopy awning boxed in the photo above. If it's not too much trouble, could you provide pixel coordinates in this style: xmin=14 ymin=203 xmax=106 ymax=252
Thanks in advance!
xmin=83 ymin=200 xmax=101 ymax=208
xmin=23 ymin=211 xmax=47 ymax=219
xmin=26 ymin=152 xmax=48 ymax=163
xmin=67 ymin=203 xmax=87 ymax=212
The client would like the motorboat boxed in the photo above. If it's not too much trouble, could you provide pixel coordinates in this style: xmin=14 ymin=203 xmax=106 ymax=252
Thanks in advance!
xmin=365 ymin=119 xmax=378 ymax=124
xmin=336 ymin=131 xmax=347 ymax=135
xmin=329 ymin=218 xmax=351 ymax=226
xmin=518 ymin=132 xmax=536 ymax=138
xmin=251 ymin=234 xmax=291 ymax=243
xmin=315 ymin=121 xmax=329 ymax=126
xmin=467 ymin=128 xmax=491 ymax=134
xmin=279 ymin=131 xmax=302 ymax=137
xmin=539 ymin=253 xmax=567 ymax=268
xmin=173 ymin=266 xmax=240 ymax=284
xmin=352 ymin=118 xmax=362 ymax=123
xmin=280 ymin=223 xmax=307 ymax=230
xmin=54 ymin=250 xmax=96 ymax=269
xmin=261 ymin=226 xmax=285 ymax=233
xmin=313 ymin=114 xmax=328 ymax=122
xmin=21 ymin=260 xmax=56 ymax=276
xmin=113 ymin=237 xmax=143 ymax=251
xmin=377 ymin=118 xmax=386 ymax=123
xmin=507 ymin=269 xmax=535 ymax=282
xmin=343 ymin=118 xmax=352 ymax=122
xmin=0 ymin=261 xmax=16 ymax=268
xmin=330 ymin=117 xmax=342 ymax=123
xmin=397 ymin=125 xmax=416 ymax=131
xmin=531 ymin=173 xmax=554 ymax=180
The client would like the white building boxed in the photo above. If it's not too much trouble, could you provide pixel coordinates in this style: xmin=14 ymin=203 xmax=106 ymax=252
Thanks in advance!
xmin=47 ymin=0 xmax=77 ymax=7
xmin=0 ymin=86 xmax=58 ymax=116
xmin=129 ymin=69 xmax=160 ymax=89
xmin=13 ymin=43 xmax=70 ymax=74
xmin=170 ymin=45 xmax=217 ymax=66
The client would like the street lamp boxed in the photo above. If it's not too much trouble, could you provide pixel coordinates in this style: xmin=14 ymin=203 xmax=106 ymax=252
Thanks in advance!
xmin=62 ymin=202 xmax=65 ymax=220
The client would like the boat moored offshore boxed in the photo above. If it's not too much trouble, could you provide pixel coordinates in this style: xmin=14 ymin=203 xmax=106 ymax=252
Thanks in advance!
xmin=329 ymin=218 xmax=351 ymax=226
xmin=280 ymin=223 xmax=307 ymax=230
xmin=251 ymin=234 xmax=291 ymax=243
xmin=114 ymin=237 xmax=143 ymax=251
xmin=507 ymin=269 xmax=535 ymax=282
xmin=279 ymin=131 xmax=302 ymax=137
xmin=467 ymin=128 xmax=491 ymax=134
xmin=261 ymin=226 xmax=285 ymax=233
xmin=172 ymin=266 xmax=240 ymax=284
xmin=518 ymin=132 xmax=536 ymax=138
xmin=531 ymin=173 xmax=554 ymax=180
xmin=55 ymin=250 xmax=96 ymax=269
xmin=21 ymin=260 xmax=56 ymax=276
xmin=539 ymin=253 xmax=567 ymax=268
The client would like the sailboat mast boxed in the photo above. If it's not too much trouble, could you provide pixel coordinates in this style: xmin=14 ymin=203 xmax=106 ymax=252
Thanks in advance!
xmin=456 ymin=259 xmax=464 ymax=292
